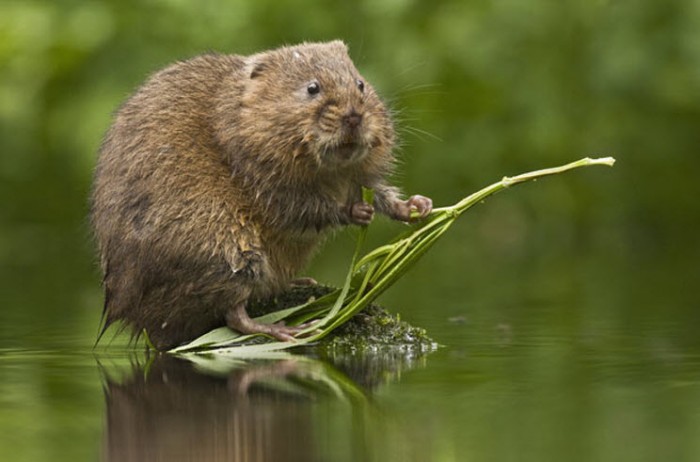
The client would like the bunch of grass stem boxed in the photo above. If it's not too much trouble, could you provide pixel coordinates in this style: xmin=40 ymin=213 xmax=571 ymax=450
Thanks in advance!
xmin=172 ymin=156 xmax=615 ymax=354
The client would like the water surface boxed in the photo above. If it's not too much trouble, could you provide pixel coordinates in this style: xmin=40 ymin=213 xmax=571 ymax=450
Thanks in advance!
xmin=2 ymin=241 xmax=698 ymax=462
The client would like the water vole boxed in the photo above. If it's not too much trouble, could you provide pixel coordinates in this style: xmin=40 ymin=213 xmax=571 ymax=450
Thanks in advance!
xmin=91 ymin=41 xmax=432 ymax=349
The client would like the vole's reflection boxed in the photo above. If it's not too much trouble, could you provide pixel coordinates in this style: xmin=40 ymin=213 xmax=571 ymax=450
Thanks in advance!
xmin=99 ymin=350 xmax=426 ymax=462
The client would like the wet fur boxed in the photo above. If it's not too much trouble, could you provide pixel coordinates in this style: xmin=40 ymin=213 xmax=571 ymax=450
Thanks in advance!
xmin=91 ymin=41 xmax=408 ymax=349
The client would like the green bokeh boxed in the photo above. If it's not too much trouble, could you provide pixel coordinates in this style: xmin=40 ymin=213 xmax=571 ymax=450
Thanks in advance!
xmin=2 ymin=0 xmax=697 ymax=341
xmin=1 ymin=1 xmax=699 ymax=460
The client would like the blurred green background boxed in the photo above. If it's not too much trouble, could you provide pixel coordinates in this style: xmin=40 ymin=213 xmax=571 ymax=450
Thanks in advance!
xmin=1 ymin=0 xmax=697 ymax=346
xmin=2 ymin=0 xmax=700 ymax=461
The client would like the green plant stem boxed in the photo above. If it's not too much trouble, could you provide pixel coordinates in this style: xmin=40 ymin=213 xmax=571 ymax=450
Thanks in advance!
xmin=172 ymin=156 xmax=615 ymax=354
xmin=440 ymin=156 xmax=616 ymax=215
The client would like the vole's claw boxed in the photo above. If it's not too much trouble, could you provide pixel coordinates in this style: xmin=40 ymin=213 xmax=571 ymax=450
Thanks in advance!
xmin=270 ymin=330 xmax=296 ymax=342
xmin=267 ymin=321 xmax=315 ymax=342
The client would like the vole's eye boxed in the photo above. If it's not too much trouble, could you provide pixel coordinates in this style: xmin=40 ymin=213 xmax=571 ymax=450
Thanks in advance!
xmin=356 ymin=79 xmax=365 ymax=93
xmin=307 ymin=81 xmax=320 ymax=95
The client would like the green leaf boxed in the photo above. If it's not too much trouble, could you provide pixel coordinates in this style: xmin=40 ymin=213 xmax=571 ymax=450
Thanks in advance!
xmin=171 ymin=157 xmax=616 ymax=355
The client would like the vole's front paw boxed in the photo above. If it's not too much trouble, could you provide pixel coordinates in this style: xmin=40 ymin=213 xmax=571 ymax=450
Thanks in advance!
xmin=406 ymin=195 xmax=433 ymax=222
xmin=393 ymin=194 xmax=433 ymax=222
xmin=350 ymin=201 xmax=374 ymax=226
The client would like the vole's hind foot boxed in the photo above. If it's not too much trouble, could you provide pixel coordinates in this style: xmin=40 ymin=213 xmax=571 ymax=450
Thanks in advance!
xmin=290 ymin=277 xmax=318 ymax=287
xmin=226 ymin=302 xmax=316 ymax=342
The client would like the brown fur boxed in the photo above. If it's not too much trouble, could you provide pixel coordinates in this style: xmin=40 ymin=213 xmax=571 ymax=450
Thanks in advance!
xmin=91 ymin=41 xmax=429 ymax=350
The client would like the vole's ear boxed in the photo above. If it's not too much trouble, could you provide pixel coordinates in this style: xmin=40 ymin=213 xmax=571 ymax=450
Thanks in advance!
xmin=248 ymin=63 xmax=267 ymax=79
xmin=246 ymin=57 xmax=268 ymax=79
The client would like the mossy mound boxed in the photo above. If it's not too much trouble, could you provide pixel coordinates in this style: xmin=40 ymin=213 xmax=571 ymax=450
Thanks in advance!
xmin=248 ymin=285 xmax=437 ymax=352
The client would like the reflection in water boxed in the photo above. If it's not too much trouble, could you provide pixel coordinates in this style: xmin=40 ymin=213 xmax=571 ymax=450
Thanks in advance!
xmin=98 ymin=349 xmax=428 ymax=462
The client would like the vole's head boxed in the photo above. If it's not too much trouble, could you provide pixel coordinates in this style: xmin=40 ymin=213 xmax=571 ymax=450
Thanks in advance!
xmin=229 ymin=41 xmax=394 ymax=173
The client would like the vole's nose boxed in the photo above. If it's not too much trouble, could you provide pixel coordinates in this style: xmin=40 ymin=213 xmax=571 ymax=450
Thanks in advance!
xmin=343 ymin=110 xmax=362 ymax=130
